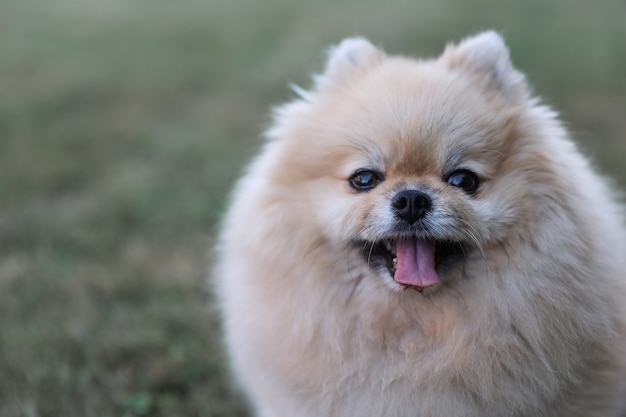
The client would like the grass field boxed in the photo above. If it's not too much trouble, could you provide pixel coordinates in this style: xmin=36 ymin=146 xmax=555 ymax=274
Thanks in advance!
xmin=1 ymin=0 xmax=625 ymax=416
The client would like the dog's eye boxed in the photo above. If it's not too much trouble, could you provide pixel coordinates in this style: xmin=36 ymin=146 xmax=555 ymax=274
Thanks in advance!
xmin=349 ymin=169 xmax=383 ymax=191
xmin=446 ymin=169 xmax=479 ymax=194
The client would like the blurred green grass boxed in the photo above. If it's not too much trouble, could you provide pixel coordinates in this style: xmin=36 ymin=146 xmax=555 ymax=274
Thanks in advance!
xmin=0 ymin=0 xmax=624 ymax=416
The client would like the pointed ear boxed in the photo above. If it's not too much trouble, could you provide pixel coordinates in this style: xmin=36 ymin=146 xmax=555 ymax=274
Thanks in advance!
xmin=321 ymin=37 xmax=384 ymax=86
xmin=442 ymin=31 xmax=527 ymax=102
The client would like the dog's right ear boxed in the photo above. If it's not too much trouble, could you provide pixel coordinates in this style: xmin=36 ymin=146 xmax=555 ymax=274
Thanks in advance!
xmin=320 ymin=37 xmax=384 ymax=87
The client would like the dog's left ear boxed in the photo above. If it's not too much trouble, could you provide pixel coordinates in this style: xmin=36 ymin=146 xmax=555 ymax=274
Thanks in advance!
xmin=442 ymin=31 xmax=527 ymax=102
xmin=320 ymin=37 xmax=385 ymax=87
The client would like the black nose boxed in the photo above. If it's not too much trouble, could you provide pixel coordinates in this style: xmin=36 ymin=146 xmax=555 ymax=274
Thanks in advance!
xmin=391 ymin=190 xmax=432 ymax=224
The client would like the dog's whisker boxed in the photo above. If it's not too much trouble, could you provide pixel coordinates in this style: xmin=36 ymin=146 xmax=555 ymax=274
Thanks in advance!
xmin=456 ymin=219 xmax=489 ymax=279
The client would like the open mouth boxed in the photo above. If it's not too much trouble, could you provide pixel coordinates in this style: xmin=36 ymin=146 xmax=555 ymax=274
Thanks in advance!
xmin=361 ymin=238 xmax=465 ymax=292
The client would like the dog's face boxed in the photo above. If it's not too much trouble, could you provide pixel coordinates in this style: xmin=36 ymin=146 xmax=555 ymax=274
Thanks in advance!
xmin=269 ymin=33 xmax=543 ymax=292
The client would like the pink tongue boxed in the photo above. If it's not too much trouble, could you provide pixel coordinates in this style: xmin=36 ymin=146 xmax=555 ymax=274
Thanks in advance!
xmin=394 ymin=238 xmax=441 ymax=288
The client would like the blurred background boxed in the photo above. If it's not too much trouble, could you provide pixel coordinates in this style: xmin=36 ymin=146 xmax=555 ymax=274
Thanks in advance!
xmin=1 ymin=0 xmax=625 ymax=416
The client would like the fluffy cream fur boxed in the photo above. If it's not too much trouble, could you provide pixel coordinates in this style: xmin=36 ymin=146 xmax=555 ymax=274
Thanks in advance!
xmin=214 ymin=32 xmax=626 ymax=417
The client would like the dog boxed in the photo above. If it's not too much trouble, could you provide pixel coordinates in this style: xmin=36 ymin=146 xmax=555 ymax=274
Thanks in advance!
xmin=214 ymin=31 xmax=626 ymax=417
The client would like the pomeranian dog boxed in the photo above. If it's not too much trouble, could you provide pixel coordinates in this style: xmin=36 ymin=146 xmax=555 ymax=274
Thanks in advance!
xmin=214 ymin=32 xmax=626 ymax=417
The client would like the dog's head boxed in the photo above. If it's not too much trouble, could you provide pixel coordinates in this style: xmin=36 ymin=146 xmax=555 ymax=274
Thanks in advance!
xmin=267 ymin=32 xmax=555 ymax=292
